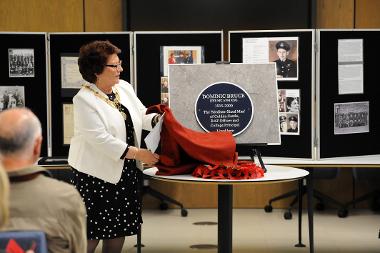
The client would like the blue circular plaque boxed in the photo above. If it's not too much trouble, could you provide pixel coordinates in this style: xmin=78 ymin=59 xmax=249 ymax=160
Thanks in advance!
xmin=195 ymin=82 xmax=253 ymax=136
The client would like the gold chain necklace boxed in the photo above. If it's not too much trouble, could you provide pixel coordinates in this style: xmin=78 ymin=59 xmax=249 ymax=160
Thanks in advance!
xmin=82 ymin=84 xmax=127 ymax=120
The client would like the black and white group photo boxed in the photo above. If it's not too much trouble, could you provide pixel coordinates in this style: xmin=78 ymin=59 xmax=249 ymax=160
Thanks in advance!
xmin=0 ymin=86 xmax=25 ymax=111
xmin=8 ymin=48 xmax=35 ymax=77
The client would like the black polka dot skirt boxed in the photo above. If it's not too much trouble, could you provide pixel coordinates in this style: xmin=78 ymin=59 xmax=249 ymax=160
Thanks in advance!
xmin=71 ymin=161 xmax=142 ymax=240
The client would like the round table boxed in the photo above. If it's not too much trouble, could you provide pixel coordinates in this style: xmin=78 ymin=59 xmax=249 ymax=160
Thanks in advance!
xmin=144 ymin=165 xmax=313 ymax=253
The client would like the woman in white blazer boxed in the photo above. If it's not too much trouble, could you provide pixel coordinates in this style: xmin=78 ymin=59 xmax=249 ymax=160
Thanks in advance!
xmin=68 ymin=40 xmax=159 ymax=253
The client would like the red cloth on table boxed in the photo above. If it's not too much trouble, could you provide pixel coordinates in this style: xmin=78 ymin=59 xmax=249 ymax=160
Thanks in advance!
xmin=146 ymin=104 xmax=237 ymax=175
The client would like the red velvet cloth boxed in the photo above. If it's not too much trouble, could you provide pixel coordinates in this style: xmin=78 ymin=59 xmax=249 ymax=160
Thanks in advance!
xmin=146 ymin=104 xmax=237 ymax=175
xmin=192 ymin=161 xmax=265 ymax=180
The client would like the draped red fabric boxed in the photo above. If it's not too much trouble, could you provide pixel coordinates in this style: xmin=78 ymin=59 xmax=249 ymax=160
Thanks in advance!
xmin=192 ymin=161 xmax=264 ymax=180
xmin=146 ymin=104 xmax=238 ymax=175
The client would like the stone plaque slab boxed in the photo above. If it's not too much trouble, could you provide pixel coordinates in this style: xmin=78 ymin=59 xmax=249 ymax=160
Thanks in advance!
xmin=168 ymin=63 xmax=280 ymax=144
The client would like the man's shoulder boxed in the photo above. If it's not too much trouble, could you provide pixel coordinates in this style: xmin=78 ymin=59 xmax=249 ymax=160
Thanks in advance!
xmin=35 ymin=174 xmax=81 ymax=201
xmin=40 ymin=175 xmax=77 ymax=192
xmin=36 ymin=177 xmax=85 ymax=214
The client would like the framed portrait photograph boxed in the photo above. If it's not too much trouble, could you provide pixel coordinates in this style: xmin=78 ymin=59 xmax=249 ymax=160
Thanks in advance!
xmin=243 ymin=37 xmax=299 ymax=81
xmin=160 ymin=46 xmax=204 ymax=76
xmin=161 ymin=92 xmax=169 ymax=106
xmin=63 ymin=103 xmax=74 ymax=145
xmin=286 ymin=113 xmax=299 ymax=135
xmin=0 ymin=86 xmax=25 ymax=111
xmin=160 ymin=46 xmax=204 ymax=106
xmin=161 ymin=76 xmax=169 ymax=93
xmin=61 ymin=54 xmax=88 ymax=89
xmin=277 ymin=89 xmax=300 ymax=135
xmin=334 ymin=101 xmax=369 ymax=135
xmin=8 ymin=49 xmax=35 ymax=78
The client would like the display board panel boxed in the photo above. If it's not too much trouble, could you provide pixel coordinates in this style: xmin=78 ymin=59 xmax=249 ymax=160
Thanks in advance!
xmin=0 ymin=32 xmax=48 ymax=156
xmin=317 ymin=29 xmax=380 ymax=158
xmin=134 ymin=31 xmax=223 ymax=106
xmin=229 ymin=30 xmax=314 ymax=158
xmin=49 ymin=32 xmax=132 ymax=157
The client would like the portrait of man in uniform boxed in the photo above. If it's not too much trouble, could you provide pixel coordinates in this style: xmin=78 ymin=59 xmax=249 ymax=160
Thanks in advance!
xmin=287 ymin=115 xmax=299 ymax=133
xmin=273 ymin=40 xmax=298 ymax=79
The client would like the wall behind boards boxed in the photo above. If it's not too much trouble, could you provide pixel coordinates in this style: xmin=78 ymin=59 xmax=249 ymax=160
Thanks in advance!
xmin=0 ymin=0 xmax=122 ymax=32
xmin=1 ymin=0 xmax=378 ymax=33
xmin=317 ymin=0 xmax=380 ymax=29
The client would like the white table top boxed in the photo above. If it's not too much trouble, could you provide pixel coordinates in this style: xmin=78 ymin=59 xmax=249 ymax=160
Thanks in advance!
xmin=247 ymin=154 xmax=380 ymax=166
xmin=143 ymin=165 xmax=309 ymax=184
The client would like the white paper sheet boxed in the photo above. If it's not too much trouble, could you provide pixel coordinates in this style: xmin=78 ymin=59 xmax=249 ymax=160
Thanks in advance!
xmin=338 ymin=39 xmax=364 ymax=94
xmin=144 ymin=113 xmax=165 ymax=152
xmin=61 ymin=56 xmax=88 ymax=89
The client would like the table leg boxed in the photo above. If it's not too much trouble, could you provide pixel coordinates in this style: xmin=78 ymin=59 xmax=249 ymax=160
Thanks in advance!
xmin=306 ymin=170 xmax=314 ymax=253
xmin=295 ymin=178 xmax=306 ymax=247
xmin=218 ymin=184 xmax=233 ymax=253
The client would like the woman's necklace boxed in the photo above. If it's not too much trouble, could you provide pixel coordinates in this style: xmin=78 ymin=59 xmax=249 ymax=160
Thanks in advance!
xmin=82 ymin=84 xmax=127 ymax=120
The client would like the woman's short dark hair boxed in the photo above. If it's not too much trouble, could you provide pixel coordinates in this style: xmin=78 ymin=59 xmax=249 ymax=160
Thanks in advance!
xmin=286 ymin=97 xmax=298 ymax=107
xmin=78 ymin=40 xmax=121 ymax=83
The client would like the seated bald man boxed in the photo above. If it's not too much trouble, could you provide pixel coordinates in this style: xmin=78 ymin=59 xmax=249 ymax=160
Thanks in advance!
xmin=0 ymin=108 xmax=87 ymax=253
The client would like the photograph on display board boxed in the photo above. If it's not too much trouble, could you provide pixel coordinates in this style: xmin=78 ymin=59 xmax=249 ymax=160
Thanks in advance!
xmin=63 ymin=103 xmax=74 ymax=145
xmin=161 ymin=92 xmax=169 ymax=106
xmin=287 ymin=114 xmax=299 ymax=134
xmin=0 ymin=86 xmax=25 ymax=111
xmin=160 ymin=46 xmax=204 ymax=107
xmin=334 ymin=101 xmax=369 ymax=135
xmin=279 ymin=113 xmax=288 ymax=133
xmin=8 ymin=49 xmax=35 ymax=78
xmin=161 ymin=46 xmax=204 ymax=76
xmin=286 ymin=95 xmax=300 ymax=113
xmin=278 ymin=89 xmax=286 ymax=112
xmin=161 ymin=76 xmax=169 ymax=93
xmin=61 ymin=54 xmax=88 ymax=89
xmin=243 ymin=37 xmax=298 ymax=81
xmin=277 ymin=89 xmax=300 ymax=135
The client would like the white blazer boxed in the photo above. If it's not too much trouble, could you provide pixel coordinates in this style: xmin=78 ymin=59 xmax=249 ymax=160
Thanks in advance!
xmin=68 ymin=80 xmax=156 ymax=184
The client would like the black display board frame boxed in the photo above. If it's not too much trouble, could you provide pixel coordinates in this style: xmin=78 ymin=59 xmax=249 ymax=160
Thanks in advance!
xmin=49 ymin=32 xmax=133 ymax=157
xmin=317 ymin=29 xmax=380 ymax=159
xmin=134 ymin=31 xmax=223 ymax=106
xmin=0 ymin=32 xmax=49 ymax=156
xmin=229 ymin=29 xmax=314 ymax=159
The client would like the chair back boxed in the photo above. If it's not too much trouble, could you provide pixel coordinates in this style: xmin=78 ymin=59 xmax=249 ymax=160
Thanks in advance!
xmin=0 ymin=231 xmax=48 ymax=253
xmin=352 ymin=168 xmax=380 ymax=182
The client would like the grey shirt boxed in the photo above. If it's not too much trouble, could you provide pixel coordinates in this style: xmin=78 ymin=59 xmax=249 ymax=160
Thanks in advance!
xmin=6 ymin=166 xmax=87 ymax=253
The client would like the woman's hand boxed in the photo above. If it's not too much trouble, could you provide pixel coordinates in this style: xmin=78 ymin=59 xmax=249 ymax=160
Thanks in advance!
xmin=126 ymin=146 xmax=159 ymax=166
xmin=135 ymin=148 xmax=159 ymax=166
